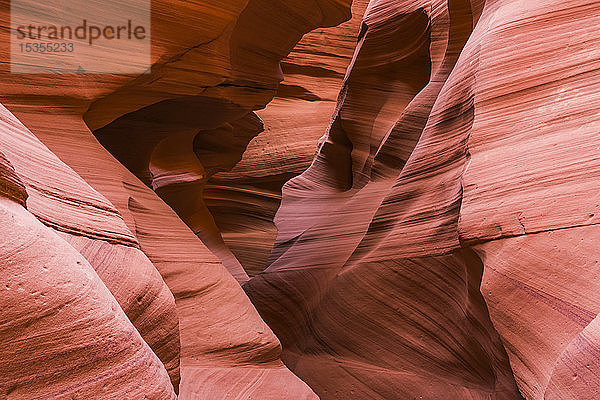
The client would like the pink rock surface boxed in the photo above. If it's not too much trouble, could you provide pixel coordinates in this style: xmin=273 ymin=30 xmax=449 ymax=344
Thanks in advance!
xmin=204 ymin=0 xmax=370 ymax=276
xmin=0 ymin=193 xmax=176 ymax=399
xmin=0 ymin=104 xmax=182 ymax=391
xmin=88 ymin=0 xmax=354 ymax=282
xmin=0 ymin=0 xmax=339 ymax=397
xmin=1 ymin=0 xmax=600 ymax=399
xmin=243 ymin=0 xmax=600 ymax=399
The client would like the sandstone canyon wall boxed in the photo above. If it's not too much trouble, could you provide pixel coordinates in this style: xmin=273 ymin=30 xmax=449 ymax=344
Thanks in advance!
xmin=1 ymin=0 xmax=600 ymax=399
xmin=246 ymin=0 xmax=600 ymax=399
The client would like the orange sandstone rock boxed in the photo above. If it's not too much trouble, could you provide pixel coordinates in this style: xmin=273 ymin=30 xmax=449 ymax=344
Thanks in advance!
xmin=2 ymin=0 xmax=600 ymax=399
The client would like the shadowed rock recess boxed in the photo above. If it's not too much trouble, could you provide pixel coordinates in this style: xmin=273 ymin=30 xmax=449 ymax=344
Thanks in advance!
xmin=0 ymin=0 xmax=599 ymax=399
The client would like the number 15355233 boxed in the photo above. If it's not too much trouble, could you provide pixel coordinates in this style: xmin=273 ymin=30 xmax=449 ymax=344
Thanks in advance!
xmin=19 ymin=42 xmax=74 ymax=53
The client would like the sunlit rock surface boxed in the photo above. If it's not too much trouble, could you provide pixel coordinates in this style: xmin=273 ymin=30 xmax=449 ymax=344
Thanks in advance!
xmin=1 ymin=0 xmax=600 ymax=399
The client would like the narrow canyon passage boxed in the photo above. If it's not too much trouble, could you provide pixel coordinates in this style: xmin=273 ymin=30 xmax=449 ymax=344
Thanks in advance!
xmin=1 ymin=0 xmax=600 ymax=399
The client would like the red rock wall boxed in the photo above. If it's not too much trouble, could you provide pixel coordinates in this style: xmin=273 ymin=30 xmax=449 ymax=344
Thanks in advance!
xmin=0 ymin=0 xmax=354 ymax=398
xmin=243 ymin=0 xmax=600 ymax=399
xmin=204 ymin=0 xmax=371 ymax=276
xmin=2 ymin=0 xmax=600 ymax=399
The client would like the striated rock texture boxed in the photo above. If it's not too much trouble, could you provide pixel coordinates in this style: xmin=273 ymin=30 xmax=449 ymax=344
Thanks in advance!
xmin=0 ymin=197 xmax=177 ymax=400
xmin=203 ymin=0 xmax=371 ymax=276
xmin=0 ymin=136 xmax=176 ymax=399
xmin=243 ymin=0 xmax=600 ymax=399
xmin=90 ymin=0 xmax=354 ymax=282
xmin=1 ymin=0 xmax=600 ymax=399
xmin=0 ymin=104 xmax=182 ymax=393
xmin=0 ymin=0 xmax=352 ymax=398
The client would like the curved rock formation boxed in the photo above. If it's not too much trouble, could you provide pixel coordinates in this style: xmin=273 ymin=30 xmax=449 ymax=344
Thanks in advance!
xmin=90 ymin=0 xmax=355 ymax=282
xmin=243 ymin=0 xmax=600 ymax=399
xmin=0 ymin=156 xmax=176 ymax=399
xmin=2 ymin=0 xmax=600 ymax=399
xmin=0 ymin=0 xmax=349 ymax=397
xmin=0 ymin=104 xmax=181 ymax=390
xmin=204 ymin=0 xmax=371 ymax=276
xmin=244 ymin=1 xmax=524 ymax=398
